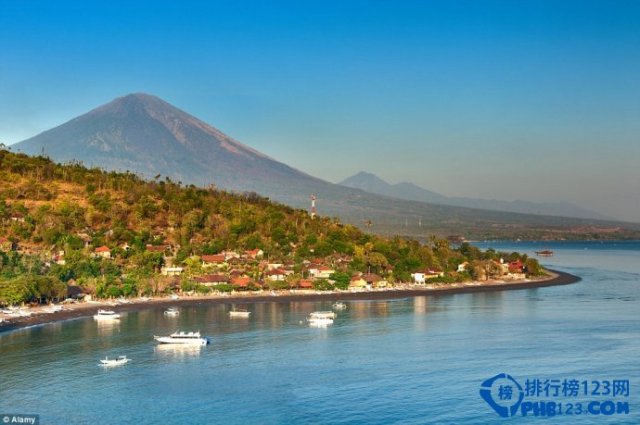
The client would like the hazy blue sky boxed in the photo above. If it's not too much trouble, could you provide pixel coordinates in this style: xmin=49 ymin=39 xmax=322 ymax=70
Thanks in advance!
xmin=1 ymin=1 xmax=639 ymax=221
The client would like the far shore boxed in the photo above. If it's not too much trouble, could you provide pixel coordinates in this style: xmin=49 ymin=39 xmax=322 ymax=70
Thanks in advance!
xmin=0 ymin=269 xmax=579 ymax=334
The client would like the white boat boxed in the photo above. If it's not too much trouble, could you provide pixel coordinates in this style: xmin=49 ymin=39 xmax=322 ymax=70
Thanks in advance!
xmin=93 ymin=309 xmax=121 ymax=320
xmin=99 ymin=356 xmax=130 ymax=366
xmin=308 ymin=311 xmax=335 ymax=327
xmin=164 ymin=307 xmax=180 ymax=316
xmin=309 ymin=311 xmax=336 ymax=319
xmin=308 ymin=317 xmax=334 ymax=327
xmin=332 ymin=302 xmax=347 ymax=310
xmin=229 ymin=309 xmax=251 ymax=318
xmin=154 ymin=331 xmax=209 ymax=345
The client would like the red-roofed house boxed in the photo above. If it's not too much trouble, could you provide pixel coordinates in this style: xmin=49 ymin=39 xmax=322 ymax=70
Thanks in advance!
xmin=297 ymin=279 xmax=314 ymax=290
xmin=308 ymin=265 xmax=335 ymax=279
xmin=508 ymin=260 xmax=524 ymax=273
xmin=94 ymin=246 xmax=111 ymax=259
xmin=195 ymin=274 xmax=229 ymax=286
xmin=244 ymin=249 xmax=264 ymax=259
xmin=266 ymin=268 xmax=287 ymax=281
xmin=349 ymin=275 xmax=367 ymax=289
xmin=231 ymin=276 xmax=253 ymax=288
xmin=201 ymin=254 xmax=226 ymax=266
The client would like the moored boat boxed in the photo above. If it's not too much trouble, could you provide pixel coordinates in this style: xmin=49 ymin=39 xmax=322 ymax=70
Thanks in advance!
xmin=309 ymin=311 xmax=336 ymax=319
xmin=99 ymin=356 xmax=130 ymax=366
xmin=535 ymin=250 xmax=554 ymax=257
xmin=93 ymin=309 xmax=121 ymax=320
xmin=332 ymin=302 xmax=347 ymax=310
xmin=308 ymin=311 xmax=335 ymax=327
xmin=229 ymin=309 xmax=251 ymax=318
xmin=164 ymin=307 xmax=180 ymax=316
xmin=154 ymin=331 xmax=209 ymax=345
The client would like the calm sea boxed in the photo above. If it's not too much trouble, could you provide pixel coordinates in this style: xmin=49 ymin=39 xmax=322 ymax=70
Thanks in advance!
xmin=1 ymin=241 xmax=638 ymax=424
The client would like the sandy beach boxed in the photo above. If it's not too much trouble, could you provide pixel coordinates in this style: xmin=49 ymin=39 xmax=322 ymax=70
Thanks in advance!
xmin=0 ymin=269 xmax=579 ymax=333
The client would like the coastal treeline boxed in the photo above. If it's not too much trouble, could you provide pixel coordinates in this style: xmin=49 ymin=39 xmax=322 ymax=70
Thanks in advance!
xmin=0 ymin=149 xmax=541 ymax=305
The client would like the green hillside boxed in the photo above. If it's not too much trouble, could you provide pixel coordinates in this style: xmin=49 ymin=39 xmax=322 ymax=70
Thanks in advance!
xmin=0 ymin=149 xmax=543 ymax=305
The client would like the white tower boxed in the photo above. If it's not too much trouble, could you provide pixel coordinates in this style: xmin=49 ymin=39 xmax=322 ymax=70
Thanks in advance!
xmin=310 ymin=194 xmax=317 ymax=218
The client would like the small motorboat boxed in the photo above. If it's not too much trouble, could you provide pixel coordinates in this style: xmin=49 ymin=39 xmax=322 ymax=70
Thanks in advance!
xmin=99 ymin=356 xmax=130 ymax=366
xmin=229 ymin=309 xmax=251 ymax=318
xmin=308 ymin=317 xmax=334 ymax=327
xmin=93 ymin=309 xmax=121 ymax=320
xmin=332 ymin=302 xmax=347 ymax=310
xmin=154 ymin=331 xmax=209 ymax=345
xmin=309 ymin=311 xmax=336 ymax=319
xmin=164 ymin=307 xmax=180 ymax=316
xmin=308 ymin=311 xmax=335 ymax=327
xmin=535 ymin=250 xmax=554 ymax=257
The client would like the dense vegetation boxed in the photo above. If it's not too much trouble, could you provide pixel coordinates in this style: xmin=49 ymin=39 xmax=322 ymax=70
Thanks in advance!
xmin=0 ymin=149 xmax=541 ymax=305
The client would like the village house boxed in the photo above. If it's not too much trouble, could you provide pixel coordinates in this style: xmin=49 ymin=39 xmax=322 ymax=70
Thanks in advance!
xmin=53 ymin=250 xmax=66 ymax=265
xmin=161 ymin=266 xmax=183 ymax=276
xmin=266 ymin=268 xmax=287 ymax=281
xmin=222 ymin=250 xmax=240 ymax=260
xmin=77 ymin=233 xmax=93 ymax=248
xmin=507 ymin=260 xmax=526 ymax=280
xmin=411 ymin=269 xmax=444 ymax=284
xmin=296 ymin=279 xmax=314 ymax=290
xmin=10 ymin=213 xmax=25 ymax=223
xmin=266 ymin=262 xmax=283 ymax=271
xmin=231 ymin=276 xmax=253 ymax=288
xmin=93 ymin=246 xmax=111 ymax=259
xmin=244 ymin=249 xmax=264 ymax=259
xmin=308 ymin=265 xmax=335 ymax=280
xmin=362 ymin=273 xmax=388 ymax=288
xmin=457 ymin=261 xmax=470 ymax=273
xmin=201 ymin=254 xmax=226 ymax=267
xmin=349 ymin=275 xmax=368 ymax=290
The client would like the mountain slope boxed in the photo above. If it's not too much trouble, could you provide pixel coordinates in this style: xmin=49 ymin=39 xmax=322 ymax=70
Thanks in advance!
xmin=340 ymin=171 xmax=610 ymax=220
xmin=12 ymin=94 xmax=638 ymax=240
xmin=15 ymin=93 xmax=322 ymax=193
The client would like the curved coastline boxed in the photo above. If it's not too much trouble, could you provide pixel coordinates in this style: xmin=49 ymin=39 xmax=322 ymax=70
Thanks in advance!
xmin=0 ymin=269 xmax=580 ymax=334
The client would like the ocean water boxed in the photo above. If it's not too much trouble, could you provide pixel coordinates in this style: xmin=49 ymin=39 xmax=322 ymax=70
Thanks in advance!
xmin=1 ymin=241 xmax=638 ymax=424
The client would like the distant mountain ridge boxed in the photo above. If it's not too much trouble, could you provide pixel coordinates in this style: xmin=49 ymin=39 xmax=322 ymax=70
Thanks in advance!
xmin=12 ymin=93 xmax=637 ymax=240
xmin=339 ymin=171 xmax=610 ymax=221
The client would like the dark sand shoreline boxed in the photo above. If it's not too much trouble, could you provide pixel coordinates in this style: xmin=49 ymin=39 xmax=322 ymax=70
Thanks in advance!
xmin=0 ymin=269 xmax=579 ymax=334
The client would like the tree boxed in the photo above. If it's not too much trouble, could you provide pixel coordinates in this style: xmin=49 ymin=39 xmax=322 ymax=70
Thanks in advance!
xmin=331 ymin=272 xmax=351 ymax=290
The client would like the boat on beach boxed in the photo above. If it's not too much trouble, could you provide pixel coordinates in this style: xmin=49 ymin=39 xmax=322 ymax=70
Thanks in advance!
xmin=43 ymin=305 xmax=64 ymax=313
xmin=154 ymin=331 xmax=209 ymax=345
xmin=164 ymin=307 xmax=180 ymax=316
xmin=99 ymin=356 xmax=130 ymax=366
xmin=93 ymin=309 xmax=121 ymax=320
xmin=229 ymin=309 xmax=251 ymax=318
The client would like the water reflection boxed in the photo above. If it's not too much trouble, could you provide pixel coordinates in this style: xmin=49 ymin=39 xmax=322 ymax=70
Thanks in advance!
xmin=96 ymin=319 xmax=120 ymax=335
xmin=154 ymin=344 xmax=203 ymax=360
